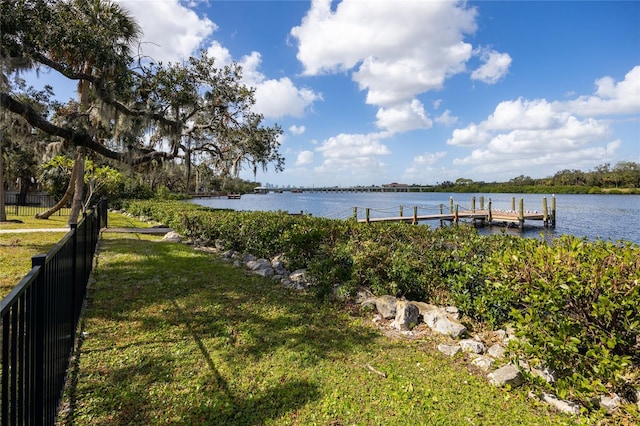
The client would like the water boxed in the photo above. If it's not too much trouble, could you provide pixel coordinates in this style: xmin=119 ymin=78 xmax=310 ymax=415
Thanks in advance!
xmin=190 ymin=192 xmax=640 ymax=244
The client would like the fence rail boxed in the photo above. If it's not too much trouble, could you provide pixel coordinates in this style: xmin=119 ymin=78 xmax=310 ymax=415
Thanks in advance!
xmin=0 ymin=199 xmax=105 ymax=425
xmin=3 ymin=192 xmax=69 ymax=217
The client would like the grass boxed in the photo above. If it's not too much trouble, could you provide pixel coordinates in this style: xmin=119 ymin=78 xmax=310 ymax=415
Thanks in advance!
xmin=0 ymin=213 xmax=70 ymax=229
xmin=0 ymin=232 xmax=68 ymax=297
xmin=0 ymin=212 xmax=151 ymax=298
xmin=59 ymin=233 xmax=576 ymax=425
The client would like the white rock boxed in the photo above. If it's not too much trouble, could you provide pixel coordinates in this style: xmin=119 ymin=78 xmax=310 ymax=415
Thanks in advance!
xmin=541 ymin=393 xmax=581 ymax=415
xmin=599 ymin=394 xmax=625 ymax=413
xmin=459 ymin=339 xmax=485 ymax=354
xmin=375 ymin=295 xmax=398 ymax=319
xmin=471 ymin=355 xmax=495 ymax=372
xmin=391 ymin=301 xmax=420 ymax=331
xmin=437 ymin=344 xmax=461 ymax=357
xmin=488 ymin=364 xmax=523 ymax=387
xmin=423 ymin=310 xmax=467 ymax=338
xmin=487 ymin=344 xmax=506 ymax=359
xmin=162 ymin=231 xmax=182 ymax=242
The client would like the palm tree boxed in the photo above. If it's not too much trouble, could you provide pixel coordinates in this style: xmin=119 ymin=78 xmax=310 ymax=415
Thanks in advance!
xmin=36 ymin=0 xmax=141 ymax=222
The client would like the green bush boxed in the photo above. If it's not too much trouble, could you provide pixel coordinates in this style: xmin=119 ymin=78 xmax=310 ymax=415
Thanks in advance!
xmin=491 ymin=236 xmax=640 ymax=402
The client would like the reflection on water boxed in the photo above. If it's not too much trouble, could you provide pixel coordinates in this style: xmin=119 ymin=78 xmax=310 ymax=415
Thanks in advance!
xmin=191 ymin=192 xmax=640 ymax=244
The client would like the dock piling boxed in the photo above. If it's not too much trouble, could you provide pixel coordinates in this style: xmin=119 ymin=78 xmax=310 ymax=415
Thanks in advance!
xmin=413 ymin=206 xmax=418 ymax=225
xmin=518 ymin=199 xmax=524 ymax=229
xmin=542 ymin=197 xmax=548 ymax=227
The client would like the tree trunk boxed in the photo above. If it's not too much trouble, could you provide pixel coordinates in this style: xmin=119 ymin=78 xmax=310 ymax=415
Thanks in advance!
xmin=67 ymin=147 xmax=85 ymax=225
xmin=35 ymin=148 xmax=81 ymax=220
xmin=0 ymin=139 xmax=6 ymax=222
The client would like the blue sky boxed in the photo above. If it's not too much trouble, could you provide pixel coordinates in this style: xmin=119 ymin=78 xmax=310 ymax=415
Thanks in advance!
xmin=36 ymin=1 xmax=640 ymax=187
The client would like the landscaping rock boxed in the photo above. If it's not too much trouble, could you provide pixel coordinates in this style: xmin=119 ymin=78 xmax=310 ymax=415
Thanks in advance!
xmin=471 ymin=355 xmax=495 ymax=372
xmin=374 ymin=295 xmax=398 ymax=319
xmin=289 ymin=269 xmax=308 ymax=283
xmin=459 ymin=339 xmax=485 ymax=354
xmin=242 ymin=254 xmax=257 ymax=263
xmin=598 ymin=394 xmax=625 ymax=413
xmin=282 ymin=279 xmax=305 ymax=291
xmin=438 ymin=344 xmax=461 ymax=357
xmin=541 ymin=393 xmax=581 ymax=415
xmin=252 ymin=268 xmax=274 ymax=278
xmin=246 ymin=259 xmax=272 ymax=271
xmin=444 ymin=306 xmax=460 ymax=320
xmin=488 ymin=364 xmax=523 ymax=387
xmin=487 ymin=344 xmax=506 ymax=359
xmin=162 ymin=231 xmax=182 ymax=242
xmin=423 ymin=309 xmax=466 ymax=338
xmin=411 ymin=301 xmax=437 ymax=317
xmin=391 ymin=301 xmax=420 ymax=331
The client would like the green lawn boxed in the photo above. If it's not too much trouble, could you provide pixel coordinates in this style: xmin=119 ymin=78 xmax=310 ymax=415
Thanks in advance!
xmin=59 ymin=233 xmax=576 ymax=425
xmin=0 ymin=212 xmax=151 ymax=298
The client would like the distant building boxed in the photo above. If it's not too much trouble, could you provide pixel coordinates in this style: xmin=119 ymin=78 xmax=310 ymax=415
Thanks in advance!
xmin=382 ymin=182 xmax=409 ymax=188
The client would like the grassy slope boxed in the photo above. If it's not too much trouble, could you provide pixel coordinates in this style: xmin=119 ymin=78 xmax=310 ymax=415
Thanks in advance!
xmin=60 ymin=234 xmax=575 ymax=425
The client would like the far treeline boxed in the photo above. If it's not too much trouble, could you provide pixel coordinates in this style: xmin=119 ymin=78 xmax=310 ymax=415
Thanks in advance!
xmin=427 ymin=161 xmax=640 ymax=194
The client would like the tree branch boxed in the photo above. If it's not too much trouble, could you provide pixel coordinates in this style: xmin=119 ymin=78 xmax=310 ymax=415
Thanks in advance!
xmin=1 ymin=92 xmax=174 ymax=165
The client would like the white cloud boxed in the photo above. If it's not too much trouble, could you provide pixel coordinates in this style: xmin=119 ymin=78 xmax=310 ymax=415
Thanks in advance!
xmin=565 ymin=66 xmax=640 ymax=116
xmin=471 ymin=48 xmax=512 ymax=84
xmin=295 ymin=150 xmax=314 ymax=166
xmin=403 ymin=151 xmax=447 ymax=180
xmin=315 ymin=132 xmax=390 ymax=176
xmin=253 ymin=78 xmax=321 ymax=119
xmin=289 ymin=125 xmax=306 ymax=135
xmin=116 ymin=0 xmax=215 ymax=64
xmin=291 ymin=0 xmax=478 ymax=113
xmin=206 ymin=41 xmax=233 ymax=67
xmin=434 ymin=110 xmax=458 ymax=126
xmin=375 ymin=100 xmax=432 ymax=133
xmin=206 ymin=46 xmax=322 ymax=120
xmin=448 ymin=67 xmax=638 ymax=178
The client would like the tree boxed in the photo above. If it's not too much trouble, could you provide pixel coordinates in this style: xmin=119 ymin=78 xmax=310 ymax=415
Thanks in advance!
xmin=1 ymin=0 xmax=284 ymax=220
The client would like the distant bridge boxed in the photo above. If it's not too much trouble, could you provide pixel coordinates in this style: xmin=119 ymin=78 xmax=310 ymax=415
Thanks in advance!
xmin=266 ymin=186 xmax=435 ymax=193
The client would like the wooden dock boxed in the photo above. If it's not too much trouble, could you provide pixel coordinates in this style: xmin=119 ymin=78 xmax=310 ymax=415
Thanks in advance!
xmin=356 ymin=196 xmax=556 ymax=229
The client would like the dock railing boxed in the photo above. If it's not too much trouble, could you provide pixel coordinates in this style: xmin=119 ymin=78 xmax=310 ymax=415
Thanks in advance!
xmin=0 ymin=200 xmax=105 ymax=425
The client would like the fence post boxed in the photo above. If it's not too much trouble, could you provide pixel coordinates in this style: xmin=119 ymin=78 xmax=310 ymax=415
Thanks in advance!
xmin=399 ymin=205 xmax=403 ymax=217
xmin=365 ymin=208 xmax=370 ymax=224
xmin=98 ymin=197 xmax=108 ymax=229
xmin=353 ymin=207 xmax=357 ymax=221
xmin=412 ymin=206 xmax=417 ymax=225
xmin=542 ymin=197 xmax=549 ymax=227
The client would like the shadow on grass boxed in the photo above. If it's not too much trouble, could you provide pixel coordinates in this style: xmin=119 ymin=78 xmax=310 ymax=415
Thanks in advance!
xmin=63 ymin=236 xmax=374 ymax=424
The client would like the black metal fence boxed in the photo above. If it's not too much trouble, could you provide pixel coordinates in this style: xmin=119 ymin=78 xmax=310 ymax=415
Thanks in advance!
xmin=0 ymin=199 xmax=106 ymax=425
xmin=3 ymin=192 xmax=69 ymax=217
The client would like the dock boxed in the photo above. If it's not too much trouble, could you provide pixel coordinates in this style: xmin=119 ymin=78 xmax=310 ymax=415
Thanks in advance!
xmin=356 ymin=196 xmax=556 ymax=229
